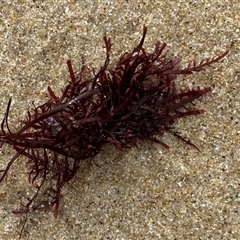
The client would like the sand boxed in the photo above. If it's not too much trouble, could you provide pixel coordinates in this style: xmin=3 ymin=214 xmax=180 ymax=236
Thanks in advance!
xmin=0 ymin=1 xmax=239 ymax=239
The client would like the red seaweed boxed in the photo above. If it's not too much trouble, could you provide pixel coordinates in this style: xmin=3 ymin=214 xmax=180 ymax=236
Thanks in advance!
xmin=0 ymin=26 xmax=228 ymax=235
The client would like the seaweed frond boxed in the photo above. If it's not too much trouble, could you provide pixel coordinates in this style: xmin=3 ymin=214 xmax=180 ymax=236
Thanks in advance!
xmin=0 ymin=26 xmax=229 ymax=225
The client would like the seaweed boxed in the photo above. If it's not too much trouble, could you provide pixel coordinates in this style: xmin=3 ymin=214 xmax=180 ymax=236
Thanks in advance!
xmin=0 ymin=26 xmax=228 ymax=236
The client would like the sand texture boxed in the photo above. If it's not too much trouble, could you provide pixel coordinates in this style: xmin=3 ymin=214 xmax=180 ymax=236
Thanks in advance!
xmin=0 ymin=1 xmax=239 ymax=239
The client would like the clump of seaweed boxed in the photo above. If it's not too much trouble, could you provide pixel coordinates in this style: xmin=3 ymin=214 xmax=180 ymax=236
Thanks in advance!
xmin=0 ymin=26 xmax=228 ymax=226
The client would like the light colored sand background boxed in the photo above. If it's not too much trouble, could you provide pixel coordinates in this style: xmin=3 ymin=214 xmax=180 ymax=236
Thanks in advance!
xmin=0 ymin=0 xmax=239 ymax=239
